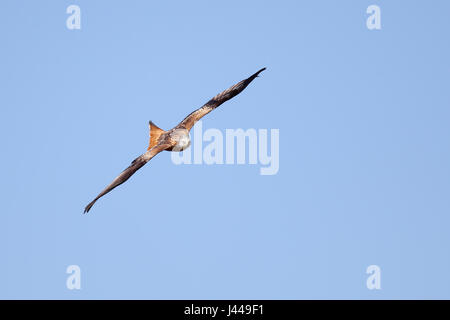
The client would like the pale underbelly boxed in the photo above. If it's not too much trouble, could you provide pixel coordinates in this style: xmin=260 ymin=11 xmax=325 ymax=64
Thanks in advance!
xmin=168 ymin=134 xmax=191 ymax=152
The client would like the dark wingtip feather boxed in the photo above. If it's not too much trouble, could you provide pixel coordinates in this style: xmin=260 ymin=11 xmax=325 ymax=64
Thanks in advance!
xmin=255 ymin=67 xmax=266 ymax=76
xmin=83 ymin=200 xmax=96 ymax=214
xmin=257 ymin=67 xmax=266 ymax=74
xmin=247 ymin=67 xmax=266 ymax=82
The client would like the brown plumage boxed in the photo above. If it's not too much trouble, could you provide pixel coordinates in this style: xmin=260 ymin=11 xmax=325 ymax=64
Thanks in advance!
xmin=84 ymin=67 xmax=266 ymax=213
xmin=148 ymin=121 xmax=165 ymax=150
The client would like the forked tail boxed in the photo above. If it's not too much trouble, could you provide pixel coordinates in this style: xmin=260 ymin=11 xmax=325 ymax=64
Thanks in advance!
xmin=148 ymin=121 xmax=165 ymax=150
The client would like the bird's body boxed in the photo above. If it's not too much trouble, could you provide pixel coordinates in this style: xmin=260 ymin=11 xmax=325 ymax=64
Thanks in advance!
xmin=158 ymin=128 xmax=191 ymax=152
xmin=84 ymin=67 xmax=266 ymax=213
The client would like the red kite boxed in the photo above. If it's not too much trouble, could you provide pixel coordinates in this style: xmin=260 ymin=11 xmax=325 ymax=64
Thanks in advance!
xmin=84 ymin=68 xmax=266 ymax=213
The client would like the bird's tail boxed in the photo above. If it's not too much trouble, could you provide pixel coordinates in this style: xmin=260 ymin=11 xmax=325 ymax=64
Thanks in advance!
xmin=148 ymin=121 xmax=165 ymax=151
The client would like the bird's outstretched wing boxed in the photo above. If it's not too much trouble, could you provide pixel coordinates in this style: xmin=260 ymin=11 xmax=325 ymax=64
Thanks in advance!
xmin=84 ymin=143 xmax=173 ymax=213
xmin=176 ymin=67 xmax=266 ymax=131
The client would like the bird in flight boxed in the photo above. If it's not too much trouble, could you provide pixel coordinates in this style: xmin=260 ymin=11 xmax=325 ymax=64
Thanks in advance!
xmin=84 ymin=67 xmax=266 ymax=213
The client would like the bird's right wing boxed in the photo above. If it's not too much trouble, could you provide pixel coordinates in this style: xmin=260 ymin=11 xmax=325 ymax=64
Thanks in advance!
xmin=84 ymin=143 xmax=173 ymax=213
xmin=175 ymin=68 xmax=266 ymax=132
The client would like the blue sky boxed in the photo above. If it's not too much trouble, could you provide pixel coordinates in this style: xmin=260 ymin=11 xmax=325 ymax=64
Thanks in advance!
xmin=1 ymin=0 xmax=450 ymax=299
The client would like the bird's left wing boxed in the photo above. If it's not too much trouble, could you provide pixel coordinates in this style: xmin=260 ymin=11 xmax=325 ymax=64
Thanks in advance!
xmin=84 ymin=143 xmax=173 ymax=213
xmin=176 ymin=68 xmax=265 ymax=132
